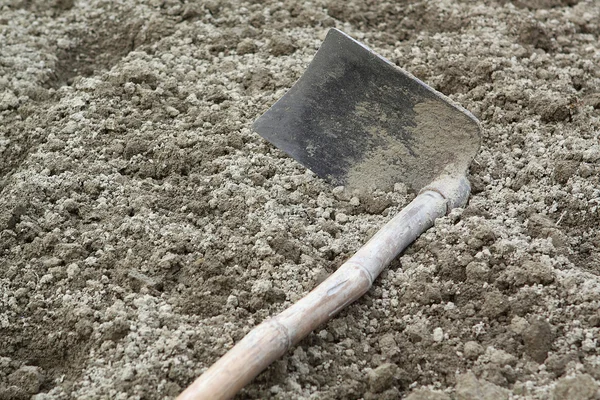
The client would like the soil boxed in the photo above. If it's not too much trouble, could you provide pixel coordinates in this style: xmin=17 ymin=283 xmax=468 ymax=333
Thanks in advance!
xmin=347 ymin=99 xmax=481 ymax=193
xmin=1 ymin=0 xmax=599 ymax=399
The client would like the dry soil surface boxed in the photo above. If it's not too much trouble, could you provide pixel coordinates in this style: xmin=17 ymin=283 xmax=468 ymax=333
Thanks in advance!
xmin=1 ymin=0 xmax=600 ymax=399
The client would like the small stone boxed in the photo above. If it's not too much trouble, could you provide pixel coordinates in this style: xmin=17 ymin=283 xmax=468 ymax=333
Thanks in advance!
xmin=363 ymin=196 xmax=392 ymax=214
xmin=166 ymin=106 xmax=179 ymax=117
xmin=393 ymin=182 xmax=408 ymax=194
xmin=254 ymin=238 xmax=274 ymax=258
xmin=66 ymin=263 xmax=80 ymax=278
xmin=0 ymin=89 xmax=19 ymax=110
xmin=158 ymin=253 xmax=178 ymax=269
xmin=584 ymin=360 xmax=600 ymax=380
xmin=127 ymin=270 xmax=159 ymax=289
xmin=237 ymin=38 xmax=257 ymax=55
xmin=473 ymin=225 xmax=496 ymax=244
xmin=553 ymin=161 xmax=579 ymax=184
xmin=42 ymin=256 xmax=62 ymax=268
xmin=486 ymin=347 xmax=517 ymax=367
xmin=522 ymin=319 xmax=554 ymax=363
xmin=406 ymin=321 xmax=429 ymax=343
xmin=433 ymin=327 xmax=444 ymax=342
xmin=482 ymin=363 xmax=509 ymax=387
xmin=332 ymin=186 xmax=349 ymax=200
xmin=378 ymin=333 xmax=398 ymax=357
xmin=507 ymin=260 xmax=555 ymax=287
xmin=123 ymin=82 xmax=135 ymax=94
xmin=204 ymin=0 xmax=221 ymax=15
xmin=181 ymin=3 xmax=201 ymax=20
xmin=103 ymin=318 xmax=130 ymax=341
xmin=335 ymin=212 xmax=348 ymax=223
xmin=582 ymin=338 xmax=597 ymax=353
xmin=583 ymin=145 xmax=600 ymax=163
xmin=121 ymin=366 xmax=135 ymax=381
xmin=510 ymin=316 xmax=529 ymax=335
xmin=368 ymin=363 xmax=398 ymax=393
xmin=465 ymin=262 xmax=490 ymax=281
xmin=546 ymin=353 xmax=577 ymax=378
xmin=328 ymin=319 xmax=347 ymax=339
xmin=269 ymin=36 xmax=296 ymax=56
xmin=226 ymin=295 xmax=238 ymax=308
xmin=75 ymin=319 xmax=93 ymax=338
xmin=464 ymin=341 xmax=484 ymax=360
xmin=251 ymin=279 xmax=272 ymax=294
xmin=552 ymin=374 xmax=598 ymax=400
xmin=535 ymin=97 xmax=571 ymax=122
xmin=444 ymin=302 xmax=456 ymax=311
xmin=481 ymin=290 xmax=510 ymax=319
xmin=62 ymin=119 xmax=78 ymax=135
xmin=8 ymin=366 xmax=44 ymax=394
xmin=56 ymin=39 xmax=72 ymax=49
xmin=455 ymin=371 xmax=508 ymax=400
xmin=270 ymin=385 xmax=281 ymax=394
xmin=467 ymin=237 xmax=484 ymax=250
xmin=123 ymin=139 xmax=148 ymax=159
xmin=63 ymin=198 xmax=79 ymax=213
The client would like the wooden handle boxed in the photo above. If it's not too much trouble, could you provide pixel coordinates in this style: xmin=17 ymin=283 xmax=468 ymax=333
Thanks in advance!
xmin=178 ymin=188 xmax=453 ymax=400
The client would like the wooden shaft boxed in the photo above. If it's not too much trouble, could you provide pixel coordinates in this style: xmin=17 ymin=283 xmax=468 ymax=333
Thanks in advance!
xmin=178 ymin=190 xmax=448 ymax=400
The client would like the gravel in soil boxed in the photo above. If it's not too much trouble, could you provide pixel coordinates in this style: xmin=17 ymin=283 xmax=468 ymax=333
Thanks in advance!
xmin=1 ymin=0 xmax=599 ymax=399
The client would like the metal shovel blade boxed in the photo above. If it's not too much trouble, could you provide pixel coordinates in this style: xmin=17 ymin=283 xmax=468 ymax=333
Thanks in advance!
xmin=253 ymin=29 xmax=481 ymax=192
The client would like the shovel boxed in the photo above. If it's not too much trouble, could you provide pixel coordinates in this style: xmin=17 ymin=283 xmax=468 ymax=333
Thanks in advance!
xmin=178 ymin=28 xmax=481 ymax=400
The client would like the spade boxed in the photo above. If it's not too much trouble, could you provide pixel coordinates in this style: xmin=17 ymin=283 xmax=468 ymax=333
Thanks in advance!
xmin=179 ymin=28 xmax=481 ymax=400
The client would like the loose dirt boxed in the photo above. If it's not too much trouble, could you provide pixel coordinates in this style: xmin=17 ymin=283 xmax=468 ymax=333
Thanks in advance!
xmin=347 ymin=100 xmax=481 ymax=192
xmin=1 ymin=0 xmax=599 ymax=399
